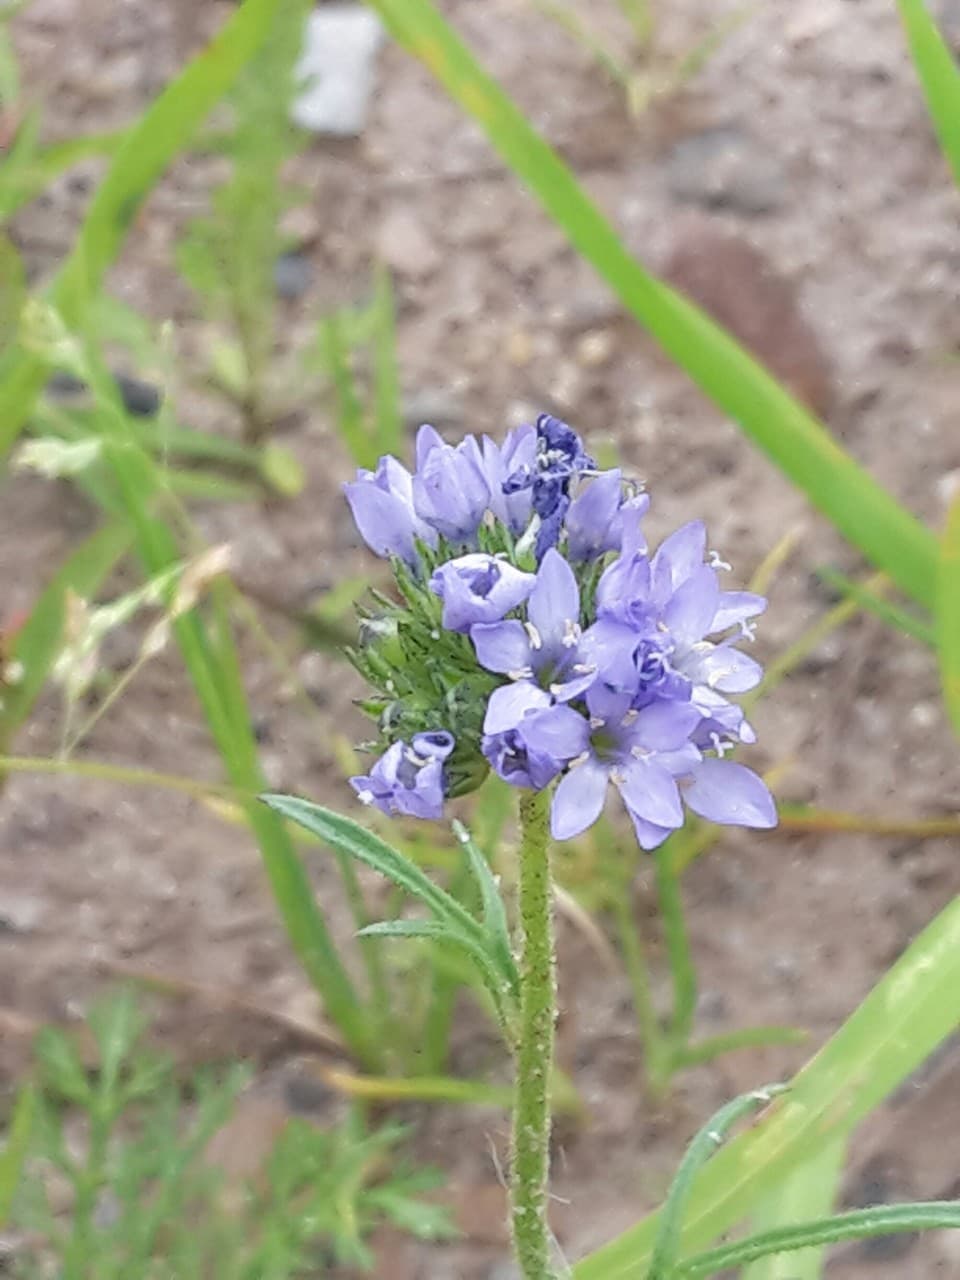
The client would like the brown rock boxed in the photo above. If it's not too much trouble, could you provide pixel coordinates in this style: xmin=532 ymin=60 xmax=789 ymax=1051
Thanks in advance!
xmin=661 ymin=217 xmax=835 ymax=417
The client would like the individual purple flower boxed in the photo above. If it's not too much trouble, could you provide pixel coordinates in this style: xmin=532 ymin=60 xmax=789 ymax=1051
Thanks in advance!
xmin=502 ymin=414 xmax=597 ymax=558
xmin=350 ymin=730 xmax=455 ymax=820
xmin=521 ymin=687 xmax=704 ymax=847
xmin=480 ymin=424 xmax=536 ymax=535
xmin=412 ymin=425 xmax=491 ymax=545
xmin=563 ymin=470 xmax=650 ymax=563
xmin=429 ymin=553 xmax=536 ymax=633
xmin=470 ymin=548 xmax=596 ymax=701
xmin=585 ymin=520 xmax=766 ymax=718
xmin=480 ymin=681 xmax=560 ymax=790
xmin=343 ymin=455 xmax=437 ymax=565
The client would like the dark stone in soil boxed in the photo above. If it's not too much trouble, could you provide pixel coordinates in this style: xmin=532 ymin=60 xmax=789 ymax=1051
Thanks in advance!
xmin=274 ymin=250 xmax=314 ymax=300
xmin=114 ymin=372 xmax=162 ymax=418
xmin=666 ymin=125 xmax=786 ymax=216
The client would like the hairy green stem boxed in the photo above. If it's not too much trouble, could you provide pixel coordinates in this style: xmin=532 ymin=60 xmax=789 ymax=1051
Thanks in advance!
xmin=511 ymin=788 xmax=558 ymax=1279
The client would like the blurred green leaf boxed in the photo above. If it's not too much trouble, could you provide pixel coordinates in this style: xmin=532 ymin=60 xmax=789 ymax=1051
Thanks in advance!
xmin=34 ymin=1027 xmax=91 ymax=1105
xmin=742 ymin=1139 xmax=845 ymax=1280
xmin=87 ymin=990 xmax=145 ymax=1098
xmin=816 ymin=567 xmax=935 ymax=647
xmin=938 ymin=493 xmax=960 ymax=738
xmin=0 ymin=232 xmax=24 ymax=353
xmin=898 ymin=0 xmax=960 ymax=188
xmin=0 ymin=0 xmax=288 ymax=456
xmin=367 ymin=0 xmax=938 ymax=610
xmin=0 ymin=1084 xmax=34 ymax=1225
xmin=575 ymin=893 xmax=960 ymax=1278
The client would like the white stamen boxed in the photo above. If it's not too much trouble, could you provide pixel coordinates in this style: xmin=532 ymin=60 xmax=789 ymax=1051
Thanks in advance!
xmin=630 ymin=745 xmax=650 ymax=759
xmin=405 ymin=748 xmax=429 ymax=767
xmin=709 ymin=550 xmax=732 ymax=572
xmin=740 ymin=619 xmax=758 ymax=643
xmin=357 ymin=789 xmax=375 ymax=806
xmin=568 ymin=751 xmax=590 ymax=769
xmin=710 ymin=732 xmax=734 ymax=758
xmin=610 ymin=768 xmax=626 ymax=786
xmin=561 ymin=618 xmax=581 ymax=648
xmin=572 ymin=662 xmax=596 ymax=675
xmin=508 ymin=666 xmax=534 ymax=681
xmin=620 ymin=709 xmax=639 ymax=726
xmin=524 ymin=621 xmax=543 ymax=650
xmin=589 ymin=715 xmax=605 ymax=729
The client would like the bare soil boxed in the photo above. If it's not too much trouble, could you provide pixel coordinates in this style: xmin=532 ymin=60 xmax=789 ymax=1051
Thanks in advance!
xmin=2 ymin=1 xmax=960 ymax=1275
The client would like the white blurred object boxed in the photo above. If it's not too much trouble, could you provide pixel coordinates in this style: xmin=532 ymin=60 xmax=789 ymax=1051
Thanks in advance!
xmin=292 ymin=5 xmax=386 ymax=137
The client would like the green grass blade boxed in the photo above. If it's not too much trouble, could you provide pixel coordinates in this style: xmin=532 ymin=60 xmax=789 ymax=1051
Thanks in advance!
xmin=574 ymin=893 xmax=960 ymax=1278
xmin=679 ymin=1203 xmax=960 ymax=1277
xmin=367 ymin=0 xmax=937 ymax=610
xmin=675 ymin=1025 xmax=807 ymax=1069
xmin=938 ymin=494 xmax=960 ymax=738
xmin=371 ymin=264 xmax=403 ymax=458
xmin=0 ymin=0 xmax=286 ymax=457
xmin=742 ymin=1138 xmax=845 ymax=1280
xmin=898 ymin=0 xmax=960 ymax=188
xmin=0 ymin=521 xmax=131 ymax=750
xmin=0 ymin=128 xmax=129 ymax=223
xmin=816 ymin=567 xmax=935 ymax=647
xmin=0 ymin=1083 xmax=34 ymax=1225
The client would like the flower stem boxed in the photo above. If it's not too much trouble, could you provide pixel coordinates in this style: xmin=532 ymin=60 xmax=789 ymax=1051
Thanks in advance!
xmin=511 ymin=787 xmax=558 ymax=1280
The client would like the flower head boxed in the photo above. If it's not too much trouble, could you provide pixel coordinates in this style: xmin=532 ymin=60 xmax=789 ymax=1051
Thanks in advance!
xmin=350 ymin=730 xmax=455 ymax=819
xmin=563 ymin=470 xmax=650 ymax=563
xmin=429 ymin=553 xmax=536 ymax=633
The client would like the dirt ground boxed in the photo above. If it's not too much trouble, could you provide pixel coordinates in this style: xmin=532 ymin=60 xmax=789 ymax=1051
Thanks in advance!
xmin=2 ymin=0 xmax=960 ymax=1275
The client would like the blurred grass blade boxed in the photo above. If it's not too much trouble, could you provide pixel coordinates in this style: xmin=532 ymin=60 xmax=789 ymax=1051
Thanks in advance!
xmin=742 ymin=1138 xmax=845 ymax=1280
xmin=898 ymin=0 xmax=960 ymax=188
xmin=942 ymin=499 xmax=960 ymax=742
xmin=676 ymin=1025 xmax=807 ymax=1069
xmin=372 ymin=264 xmax=403 ymax=458
xmin=817 ymin=567 xmax=935 ymax=647
xmin=0 ymin=1083 xmax=34 ymax=1225
xmin=0 ymin=232 xmax=25 ymax=355
xmin=938 ymin=494 xmax=960 ymax=737
xmin=0 ymin=128 xmax=128 ymax=223
xmin=0 ymin=521 xmax=131 ymax=751
xmin=319 ymin=311 xmax=372 ymax=467
xmin=367 ymin=0 xmax=938 ymax=610
xmin=0 ymin=0 xmax=285 ymax=456
xmin=574 ymin=893 xmax=960 ymax=1278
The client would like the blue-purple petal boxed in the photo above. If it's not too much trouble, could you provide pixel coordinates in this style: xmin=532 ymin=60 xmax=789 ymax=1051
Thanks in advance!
xmin=551 ymin=760 xmax=609 ymax=840
xmin=683 ymin=759 xmax=777 ymax=828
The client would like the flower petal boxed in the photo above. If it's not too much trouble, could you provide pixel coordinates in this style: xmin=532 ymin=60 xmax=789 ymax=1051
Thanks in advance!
xmin=628 ymin=814 xmax=675 ymax=851
xmin=521 ymin=704 xmax=591 ymax=761
xmin=632 ymin=701 xmax=702 ymax=751
xmin=415 ymin=423 xmax=444 ymax=469
xmin=663 ymin=566 xmax=720 ymax=644
xmin=471 ymin=620 xmax=533 ymax=675
xmin=652 ymin=520 xmax=706 ymax=593
xmin=551 ymin=759 xmax=608 ymax=840
xmin=618 ymin=759 xmax=684 ymax=829
xmin=527 ymin=547 xmax=580 ymax=643
xmin=711 ymin=591 xmax=767 ymax=633
xmin=483 ymin=682 xmax=552 ymax=735
xmin=693 ymin=646 xmax=763 ymax=693
xmin=343 ymin=480 xmax=415 ymax=563
xmin=683 ymin=759 xmax=777 ymax=828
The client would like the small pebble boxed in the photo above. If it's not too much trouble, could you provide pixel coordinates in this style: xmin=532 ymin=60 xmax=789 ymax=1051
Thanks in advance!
xmin=274 ymin=250 xmax=313 ymax=300
xmin=115 ymin=372 xmax=162 ymax=418
xmin=575 ymin=329 xmax=615 ymax=368
xmin=292 ymin=6 xmax=385 ymax=137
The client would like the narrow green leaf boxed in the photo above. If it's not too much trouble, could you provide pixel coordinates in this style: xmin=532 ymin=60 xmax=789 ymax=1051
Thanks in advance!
xmin=452 ymin=819 xmax=518 ymax=999
xmin=678 ymin=1202 xmax=960 ymax=1277
xmin=34 ymin=1026 xmax=91 ymax=1105
xmin=676 ymin=1025 xmax=807 ymax=1069
xmin=0 ymin=128 xmax=128 ymax=223
xmin=0 ymin=0 xmax=286 ymax=456
xmin=937 ymin=494 xmax=960 ymax=738
xmin=261 ymin=796 xmax=484 ymax=941
xmin=0 ymin=521 xmax=131 ymax=750
xmin=817 ymin=567 xmax=935 ymax=647
xmin=574 ymin=894 xmax=960 ymax=1278
xmin=898 ymin=0 xmax=960 ymax=188
xmin=319 ymin=312 xmax=371 ymax=468
xmin=647 ymin=1084 xmax=789 ymax=1280
xmin=0 ymin=1084 xmax=34 ymax=1226
xmin=366 ymin=0 xmax=938 ymax=610
xmin=742 ymin=1138 xmax=846 ymax=1280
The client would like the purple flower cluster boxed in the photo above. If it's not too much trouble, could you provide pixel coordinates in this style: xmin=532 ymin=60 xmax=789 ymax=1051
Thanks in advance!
xmin=346 ymin=415 xmax=776 ymax=850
